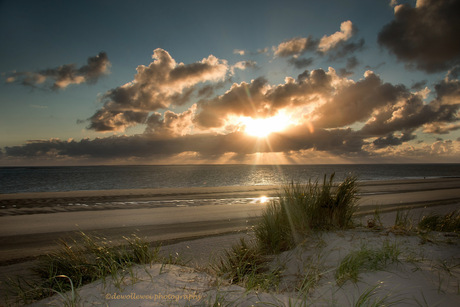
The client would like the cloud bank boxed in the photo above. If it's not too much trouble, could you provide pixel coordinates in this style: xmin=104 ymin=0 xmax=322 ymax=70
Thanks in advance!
xmin=3 ymin=64 xmax=459 ymax=163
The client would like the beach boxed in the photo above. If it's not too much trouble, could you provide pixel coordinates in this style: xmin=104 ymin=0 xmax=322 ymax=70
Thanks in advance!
xmin=1 ymin=178 xmax=460 ymax=306
xmin=1 ymin=178 xmax=459 ymax=263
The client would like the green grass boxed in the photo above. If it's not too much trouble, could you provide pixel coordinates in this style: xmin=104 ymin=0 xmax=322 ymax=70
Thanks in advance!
xmin=3 ymin=231 xmax=177 ymax=305
xmin=255 ymin=173 xmax=359 ymax=254
xmin=215 ymin=174 xmax=360 ymax=295
xmin=392 ymin=209 xmax=414 ymax=232
xmin=335 ymin=240 xmax=401 ymax=285
xmin=353 ymin=284 xmax=403 ymax=307
xmin=418 ymin=210 xmax=460 ymax=232
xmin=214 ymin=238 xmax=281 ymax=292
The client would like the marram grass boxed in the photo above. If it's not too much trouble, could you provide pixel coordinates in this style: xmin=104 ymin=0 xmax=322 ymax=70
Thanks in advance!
xmin=4 ymin=232 xmax=168 ymax=305
xmin=255 ymin=173 xmax=359 ymax=254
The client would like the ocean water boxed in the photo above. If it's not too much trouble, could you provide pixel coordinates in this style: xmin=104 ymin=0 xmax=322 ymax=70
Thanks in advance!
xmin=1 ymin=164 xmax=460 ymax=194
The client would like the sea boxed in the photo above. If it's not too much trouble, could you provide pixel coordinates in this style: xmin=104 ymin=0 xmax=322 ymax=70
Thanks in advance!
xmin=1 ymin=164 xmax=460 ymax=194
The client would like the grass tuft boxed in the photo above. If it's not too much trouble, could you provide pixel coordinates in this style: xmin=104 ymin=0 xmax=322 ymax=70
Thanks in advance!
xmin=255 ymin=173 xmax=359 ymax=254
xmin=4 ymin=232 xmax=160 ymax=305
xmin=214 ymin=238 xmax=281 ymax=291
xmin=418 ymin=210 xmax=460 ymax=233
xmin=335 ymin=240 xmax=401 ymax=286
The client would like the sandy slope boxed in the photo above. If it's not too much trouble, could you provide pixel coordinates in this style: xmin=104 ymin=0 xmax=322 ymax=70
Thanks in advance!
xmin=28 ymin=218 xmax=460 ymax=306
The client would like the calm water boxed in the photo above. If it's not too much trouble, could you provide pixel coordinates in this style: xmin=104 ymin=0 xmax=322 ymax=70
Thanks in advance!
xmin=1 ymin=164 xmax=460 ymax=194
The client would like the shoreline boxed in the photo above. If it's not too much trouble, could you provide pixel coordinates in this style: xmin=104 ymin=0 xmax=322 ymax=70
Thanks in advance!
xmin=1 ymin=177 xmax=460 ymax=216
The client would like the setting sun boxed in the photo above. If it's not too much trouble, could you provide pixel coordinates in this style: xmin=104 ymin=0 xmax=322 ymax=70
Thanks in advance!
xmin=240 ymin=113 xmax=291 ymax=138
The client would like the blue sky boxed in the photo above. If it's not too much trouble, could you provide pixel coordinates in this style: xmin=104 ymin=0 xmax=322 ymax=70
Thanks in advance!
xmin=1 ymin=0 xmax=459 ymax=165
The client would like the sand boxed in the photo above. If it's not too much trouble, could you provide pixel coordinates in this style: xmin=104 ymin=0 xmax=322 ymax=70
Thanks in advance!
xmin=25 ymin=206 xmax=460 ymax=306
xmin=1 ymin=178 xmax=460 ymax=263
xmin=0 ymin=178 xmax=459 ymax=306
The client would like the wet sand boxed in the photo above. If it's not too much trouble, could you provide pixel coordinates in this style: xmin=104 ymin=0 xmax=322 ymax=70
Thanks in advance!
xmin=1 ymin=178 xmax=459 ymax=263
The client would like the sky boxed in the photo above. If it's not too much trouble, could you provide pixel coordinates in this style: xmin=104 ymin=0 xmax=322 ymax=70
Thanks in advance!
xmin=1 ymin=0 xmax=459 ymax=166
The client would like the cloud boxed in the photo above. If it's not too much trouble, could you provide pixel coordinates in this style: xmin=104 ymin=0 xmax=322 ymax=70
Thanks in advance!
xmin=312 ymin=70 xmax=409 ymax=129
xmin=144 ymin=106 xmax=196 ymax=137
xmin=346 ymin=57 xmax=359 ymax=70
xmin=318 ymin=20 xmax=355 ymax=53
xmin=194 ymin=68 xmax=343 ymax=129
xmin=327 ymin=39 xmax=365 ymax=60
xmin=5 ymin=52 xmax=110 ymax=90
xmin=272 ymin=21 xmax=362 ymax=64
xmin=233 ymin=49 xmax=245 ymax=56
xmin=87 ymin=49 xmax=228 ymax=131
xmin=194 ymin=77 xmax=270 ymax=128
xmin=378 ymin=0 xmax=460 ymax=72
xmin=288 ymin=57 xmax=314 ymax=69
xmin=372 ymin=131 xmax=416 ymax=148
xmin=196 ymin=66 xmax=460 ymax=147
xmin=2 ymin=124 xmax=365 ymax=161
xmin=230 ymin=60 xmax=258 ymax=74
xmin=273 ymin=37 xmax=317 ymax=57
xmin=411 ymin=80 xmax=428 ymax=91
xmin=358 ymin=72 xmax=460 ymax=138
xmin=423 ymin=122 xmax=460 ymax=134
xmin=3 ymin=47 xmax=460 ymax=164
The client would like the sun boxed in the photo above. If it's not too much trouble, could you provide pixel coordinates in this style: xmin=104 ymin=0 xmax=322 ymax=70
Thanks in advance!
xmin=240 ymin=113 xmax=291 ymax=138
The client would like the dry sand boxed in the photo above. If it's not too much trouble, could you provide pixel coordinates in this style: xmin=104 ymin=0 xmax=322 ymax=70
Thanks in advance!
xmin=0 ymin=178 xmax=459 ymax=306
xmin=25 ymin=205 xmax=460 ymax=306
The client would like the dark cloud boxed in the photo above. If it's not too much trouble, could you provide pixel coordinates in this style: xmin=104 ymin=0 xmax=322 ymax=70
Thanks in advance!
xmin=2 ymin=125 xmax=365 ymax=161
xmin=372 ymin=131 xmax=416 ymax=148
xmin=327 ymin=39 xmax=365 ymax=60
xmin=337 ymin=57 xmax=360 ymax=77
xmin=378 ymin=0 xmax=460 ymax=73
xmin=5 ymin=52 xmax=110 ymax=90
xmin=411 ymin=80 xmax=428 ymax=90
xmin=86 ymin=49 xmax=228 ymax=131
xmin=337 ymin=69 xmax=354 ymax=77
xmin=288 ymin=57 xmax=314 ymax=69
xmin=359 ymin=73 xmax=460 ymax=137
xmin=346 ymin=57 xmax=360 ymax=70
xmin=312 ymin=71 xmax=409 ymax=128
xmin=144 ymin=107 xmax=196 ymax=136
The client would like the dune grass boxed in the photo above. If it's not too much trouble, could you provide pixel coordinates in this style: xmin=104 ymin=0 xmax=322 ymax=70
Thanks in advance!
xmin=255 ymin=173 xmax=359 ymax=254
xmin=3 ymin=231 xmax=180 ymax=305
xmin=216 ymin=174 xmax=360 ymax=292
xmin=418 ymin=210 xmax=460 ymax=233
xmin=335 ymin=240 xmax=401 ymax=286
xmin=214 ymin=237 xmax=282 ymax=291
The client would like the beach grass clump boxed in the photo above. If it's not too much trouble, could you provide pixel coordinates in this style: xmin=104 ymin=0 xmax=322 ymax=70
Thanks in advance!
xmin=214 ymin=238 xmax=281 ymax=291
xmin=33 ymin=232 xmax=156 ymax=287
xmin=5 ymin=232 xmax=159 ymax=305
xmin=255 ymin=173 xmax=359 ymax=254
xmin=418 ymin=210 xmax=460 ymax=233
xmin=335 ymin=240 xmax=401 ymax=285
